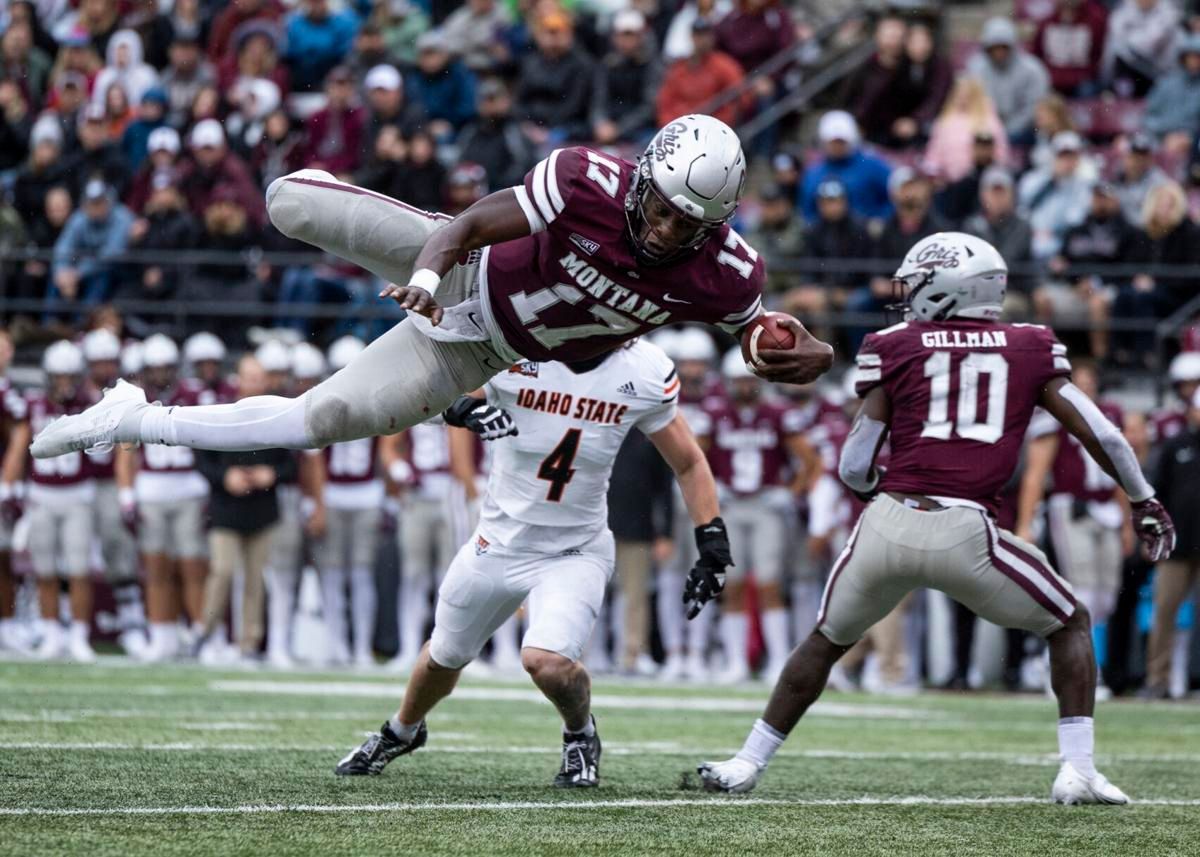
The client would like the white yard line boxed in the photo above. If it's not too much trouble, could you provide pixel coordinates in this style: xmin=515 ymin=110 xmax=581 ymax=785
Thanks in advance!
xmin=3 ymin=795 xmax=1200 ymax=817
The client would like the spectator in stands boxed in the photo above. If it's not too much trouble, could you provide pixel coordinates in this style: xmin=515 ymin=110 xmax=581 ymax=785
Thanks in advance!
xmin=1103 ymin=0 xmax=1181 ymax=97
xmin=1113 ymin=131 xmax=1169 ymax=227
xmin=1 ymin=19 xmax=52 ymax=112
xmin=715 ymin=0 xmax=795 ymax=92
xmin=444 ymin=161 xmax=488 ymax=215
xmin=1027 ymin=93 xmax=1085 ymax=175
xmin=888 ymin=21 xmax=953 ymax=149
xmin=798 ymin=110 xmax=892 ymax=223
xmin=346 ymin=23 xmax=396 ymax=82
xmin=923 ymin=77 xmax=1010 ymax=183
xmin=13 ymin=116 xmax=70 ymax=233
xmin=967 ymin=17 xmax=1051 ymax=143
xmin=218 ymin=21 xmax=291 ymax=96
xmin=126 ymin=126 xmax=180 ymax=213
xmin=842 ymin=12 xmax=906 ymax=146
xmin=226 ymin=77 xmax=282 ymax=161
xmin=92 ymin=29 xmax=159 ymax=109
xmin=8 ymin=1 xmax=57 ymax=59
xmin=123 ymin=0 xmax=173 ymax=70
xmin=191 ymin=186 xmax=264 ymax=334
xmin=120 ymin=175 xmax=198 ymax=304
xmin=457 ymin=78 xmax=537 ymax=191
xmin=57 ymin=0 xmax=121 ymax=58
xmin=963 ymin=167 xmax=1036 ymax=305
xmin=800 ymin=178 xmax=872 ymax=294
xmin=663 ymin=0 xmax=732 ymax=61
xmin=441 ymin=0 xmax=510 ymax=73
xmin=50 ymin=178 xmax=133 ymax=311
xmin=0 ymin=78 xmax=32 ymax=172
xmin=15 ymin=185 xmax=73 ymax=303
xmin=1144 ymin=33 xmax=1200 ymax=156
xmin=43 ymin=72 xmax=87 ymax=152
xmin=52 ymin=30 xmax=104 ymax=100
xmin=744 ymin=184 xmax=804 ymax=294
xmin=251 ymin=108 xmax=304 ymax=190
xmin=73 ymin=103 xmax=132 ymax=200
xmin=169 ymin=0 xmax=209 ymax=46
xmin=514 ymin=9 xmax=595 ymax=144
xmin=359 ymin=64 xmax=426 ymax=170
xmin=100 ymin=81 xmax=133 ymax=139
xmin=406 ymin=30 xmax=477 ymax=138
xmin=284 ymin=0 xmax=360 ymax=92
xmin=302 ymin=66 xmax=365 ymax=175
xmin=209 ymin=0 xmax=288 ymax=64
xmin=402 ymin=128 xmax=446 ymax=212
xmin=936 ymin=130 xmax=1002 ymax=226
xmin=656 ymin=17 xmax=748 ymax=129
xmin=161 ymin=34 xmax=216 ymax=129
xmin=770 ymin=150 xmax=802 ymax=201
xmin=373 ymin=0 xmax=431 ymax=68
xmin=1017 ymin=130 xmax=1093 ymax=259
xmin=177 ymin=119 xmax=266 ymax=229
xmin=1031 ymin=0 xmax=1108 ymax=97
xmin=120 ymin=86 xmax=168 ymax=170
xmin=591 ymin=10 xmax=661 ymax=145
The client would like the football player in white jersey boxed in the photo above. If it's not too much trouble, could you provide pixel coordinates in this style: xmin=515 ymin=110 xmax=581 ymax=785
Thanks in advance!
xmin=335 ymin=339 xmax=731 ymax=787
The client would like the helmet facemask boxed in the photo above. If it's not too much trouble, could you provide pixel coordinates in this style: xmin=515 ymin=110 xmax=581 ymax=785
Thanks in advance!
xmin=624 ymin=160 xmax=725 ymax=266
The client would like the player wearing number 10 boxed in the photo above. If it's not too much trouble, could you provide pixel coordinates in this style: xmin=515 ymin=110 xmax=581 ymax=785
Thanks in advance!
xmin=699 ymin=232 xmax=1176 ymax=806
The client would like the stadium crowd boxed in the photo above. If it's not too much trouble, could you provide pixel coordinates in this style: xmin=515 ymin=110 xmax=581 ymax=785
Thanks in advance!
xmin=1 ymin=0 xmax=1200 ymax=697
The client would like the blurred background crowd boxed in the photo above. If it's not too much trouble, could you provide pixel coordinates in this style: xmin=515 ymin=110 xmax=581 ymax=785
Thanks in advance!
xmin=1 ymin=0 xmax=1200 ymax=697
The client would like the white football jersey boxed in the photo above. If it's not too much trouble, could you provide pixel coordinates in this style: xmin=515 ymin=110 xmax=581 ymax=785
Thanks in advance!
xmin=479 ymin=340 xmax=679 ymax=553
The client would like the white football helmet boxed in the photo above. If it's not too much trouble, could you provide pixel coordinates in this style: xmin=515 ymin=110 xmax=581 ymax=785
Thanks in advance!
xmin=82 ymin=329 xmax=121 ymax=363
xmin=183 ymin=331 xmax=226 ymax=365
xmin=674 ymin=327 xmax=718 ymax=364
xmin=255 ymin=340 xmax=292 ymax=374
xmin=892 ymin=232 xmax=1008 ymax=322
xmin=627 ymin=114 xmax=746 ymax=264
xmin=142 ymin=334 xmax=180 ymax=368
xmin=42 ymin=340 xmax=84 ymax=376
xmin=327 ymin=336 xmax=365 ymax=371
xmin=291 ymin=342 xmax=327 ymax=380
xmin=121 ymin=341 xmax=144 ymax=377
xmin=720 ymin=347 xmax=754 ymax=380
xmin=1168 ymin=352 xmax=1200 ymax=384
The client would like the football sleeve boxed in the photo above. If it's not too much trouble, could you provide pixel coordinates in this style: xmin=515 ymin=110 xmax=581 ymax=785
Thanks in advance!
xmin=854 ymin=335 xmax=884 ymax=398
xmin=1037 ymin=326 xmax=1073 ymax=386
xmin=513 ymin=147 xmax=588 ymax=235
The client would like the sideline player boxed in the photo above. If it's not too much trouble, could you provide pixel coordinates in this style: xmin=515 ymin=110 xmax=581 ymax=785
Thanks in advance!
xmin=697 ymin=233 xmax=1174 ymax=805
xmin=334 ymin=340 xmax=730 ymax=787
xmin=0 ymin=329 xmax=31 ymax=653
xmin=32 ymin=115 xmax=832 ymax=462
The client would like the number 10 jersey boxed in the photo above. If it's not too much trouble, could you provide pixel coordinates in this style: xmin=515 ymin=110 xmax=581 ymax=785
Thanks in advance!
xmin=477 ymin=340 xmax=679 ymax=554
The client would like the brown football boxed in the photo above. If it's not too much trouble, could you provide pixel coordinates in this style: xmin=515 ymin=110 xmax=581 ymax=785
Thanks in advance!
xmin=741 ymin=312 xmax=798 ymax=371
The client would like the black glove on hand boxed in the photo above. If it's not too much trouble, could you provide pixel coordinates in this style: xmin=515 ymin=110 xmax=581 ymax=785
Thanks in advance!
xmin=443 ymin=396 xmax=519 ymax=441
xmin=1131 ymin=497 xmax=1175 ymax=562
xmin=684 ymin=517 xmax=733 ymax=620
xmin=850 ymin=466 xmax=886 ymax=504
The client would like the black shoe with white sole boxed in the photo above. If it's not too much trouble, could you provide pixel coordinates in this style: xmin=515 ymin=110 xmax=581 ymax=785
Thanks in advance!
xmin=553 ymin=715 xmax=601 ymax=788
xmin=334 ymin=721 xmax=427 ymax=776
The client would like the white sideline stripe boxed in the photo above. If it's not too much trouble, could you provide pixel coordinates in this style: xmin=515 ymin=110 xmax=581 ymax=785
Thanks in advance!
xmin=208 ymin=680 xmax=935 ymax=720
xmin=3 ymin=796 xmax=1200 ymax=817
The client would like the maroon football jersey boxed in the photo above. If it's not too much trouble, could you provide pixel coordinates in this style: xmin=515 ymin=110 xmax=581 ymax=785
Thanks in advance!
xmin=0 ymin=378 xmax=28 ymax=462
xmin=484 ymin=147 xmax=765 ymax=362
xmin=404 ymin=422 xmax=451 ymax=484
xmin=855 ymin=320 xmax=1071 ymax=513
xmin=1039 ymin=401 xmax=1123 ymax=503
xmin=324 ymin=436 xmax=380 ymax=484
xmin=705 ymin=398 xmax=795 ymax=496
xmin=141 ymin=380 xmax=205 ymax=473
xmin=1150 ymin=409 xmax=1187 ymax=444
xmin=26 ymin=390 xmax=92 ymax=486
xmin=196 ymin=378 xmax=239 ymax=406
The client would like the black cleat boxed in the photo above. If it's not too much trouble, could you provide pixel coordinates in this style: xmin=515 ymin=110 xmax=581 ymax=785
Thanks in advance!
xmin=334 ymin=721 xmax=427 ymax=776
xmin=553 ymin=715 xmax=601 ymax=788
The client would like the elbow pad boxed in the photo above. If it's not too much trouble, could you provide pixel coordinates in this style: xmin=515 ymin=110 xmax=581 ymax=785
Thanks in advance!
xmin=1059 ymin=383 xmax=1153 ymax=502
xmin=838 ymin=414 xmax=887 ymax=495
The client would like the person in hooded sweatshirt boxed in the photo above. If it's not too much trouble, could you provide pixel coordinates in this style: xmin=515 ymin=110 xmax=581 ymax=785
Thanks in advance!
xmin=798 ymin=110 xmax=892 ymax=222
xmin=92 ymin=29 xmax=159 ymax=110
xmin=966 ymin=17 xmax=1051 ymax=144
xmin=1144 ymin=33 xmax=1200 ymax=156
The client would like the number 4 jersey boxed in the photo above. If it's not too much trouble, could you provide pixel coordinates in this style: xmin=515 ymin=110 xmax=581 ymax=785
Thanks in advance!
xmin=478 ymin=340 xmax=679 ymax=553
xmin=482 ymin=147 xmax=765 ymax=362
xmin=855 ymin=319 xmax=1071 ymax=514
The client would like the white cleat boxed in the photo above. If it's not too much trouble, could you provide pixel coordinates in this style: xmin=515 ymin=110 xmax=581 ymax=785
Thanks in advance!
xmin=267 ymin=648 xmax=296 ymax=670
xmin=67 ymin=629 xmax=97 ymax=664
xmin=30 ymin=379 xmax=148 ymax=459
xmin=1051 ymin=763 xmax=1130 ymax=805
xmin=697 ymin=757 xmax=765 ymax=794
xmin=33 ymin=624 xmax=65 ymax=660
xmin=658 ymin=653 xmax=687 ymax=681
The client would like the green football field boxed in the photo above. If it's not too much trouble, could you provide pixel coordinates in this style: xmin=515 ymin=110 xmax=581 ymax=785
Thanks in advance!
xmin=1 ymin=659 xmax=1197 ymax=856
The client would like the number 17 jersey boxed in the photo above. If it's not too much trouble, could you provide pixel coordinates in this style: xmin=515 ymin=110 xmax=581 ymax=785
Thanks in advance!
xmin=479 ymin=340 xmax=679 ymax=553
xmin=854 ymin=319 xmax=1070 ymax=514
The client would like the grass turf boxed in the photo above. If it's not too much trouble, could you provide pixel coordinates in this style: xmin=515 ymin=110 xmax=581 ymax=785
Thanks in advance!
xmin=1 ymin=659 xmax=1197 ymax=856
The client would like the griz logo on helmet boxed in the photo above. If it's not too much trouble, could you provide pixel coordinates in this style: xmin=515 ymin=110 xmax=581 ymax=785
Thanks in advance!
xmin=914 ymin=242 xmax=964 ymax=270
xmin=653 ymin=121 xmax=688 ymax=161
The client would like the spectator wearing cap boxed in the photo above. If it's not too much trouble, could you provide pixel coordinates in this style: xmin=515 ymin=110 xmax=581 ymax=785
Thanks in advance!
xmin=120 ymin=173 xmax=198 ymax=306
xmin=120 ymin=86 xmax=168 ymax=170
xmin=73 ymin=102 xmax=132 ymax=200
xmin=1144 ymin=33 xmax=1200 ymax=156
xmin=12 ymin=116 xmax=70 ymax=233
xmin=53 ymin=0 xmax=120 ymax=59
xmin=50 ymin=178 xmax=133 ymax=312
xmin=441 ymin=0 xmax=511 ymax=73
xmin=372 ymin=0 xmax=432 ymax=68
xmin=966 ymin=17 xmax=1051 ymax=143
xmin=126 ymin=126 xmax=180 ymax=213
xmin=191 ymin=184 xmax=265 ymax=337
xmin=177 ymin=118 xmax=266 ymax=228
xmin=963 ymin=167 xmax=1036 ymax=305
xmin=1113 ymin=132 xmax=1168 ymax=228
xmin=1 ymin=18 xmax=52 ymax=111
xmin=92 ymin=28 xmax=159 ymax=110
xmin=406 ymin=30 xmax=478 ymax=137
xmin=1031 ymin=0 xmax=1108 ymax=97
xmin=1017 ymin=130 xmax=1093 ymax=259
xmin=663 ymin=0 xmax=732 ymax=61
xmin=923 ymin=77 xmax=1010 ymax=184
xmin=209 ymin=0 xmax=288 ymax=63
xmin=514 ymin=10 xmax=596 ymax=144
xmin=284 ymin=0 xmax=361 ymax=93
xmin=161 ymin=34 xmax=216 ymax=128
xmin=445 ymin=162 xmax=488 ymax=215
xmin=218 ymin=21 xmax=291 ymax=97
xmin=657 ymin=16 xmax=749 ymax=129
xmin=1102 ymin=0 xmax=1181 ymax=97
xmin=935 ymin=129 xmax=1002 ymax=226
xmin=840 ymin=12 xmax=907 ymax=146
xmin=802 ymin=180 xmax=872 ymax=292
xmin=715 ymin=0 xmax=795 ymax=91
xmin=226 ymin=77 xmax=283 ymax=162
xmin=592 ymin=10 xmax=662 ymax=145
xmin=0 ymin=77 xmax=33 ymax=172
xmin=744 ymin=184 xmax=804 ymax=294
xmin=356 ymin=63 xmax=426 ymax=172
xmin=798 ymin=110 xmax=892 ymax=222
xmin=301 ymin=66 xmax=365 ymax=175
xmin=456 ymin=78 xmax=537 ymax=191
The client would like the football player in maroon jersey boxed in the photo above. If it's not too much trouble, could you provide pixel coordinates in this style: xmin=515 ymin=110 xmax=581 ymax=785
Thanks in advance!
xmin=0 ymin=329 xmax=31 ymax=654
xmin=700 ymin=232 xmax=1174 ymax=805
xmin=32 ymin=115 xmax=833 ymax=465
xmin=1150 ymin=352 xmax=1200 ymax=444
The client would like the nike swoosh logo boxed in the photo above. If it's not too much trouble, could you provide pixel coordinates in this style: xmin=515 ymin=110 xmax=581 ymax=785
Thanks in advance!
xmin=662 ymin=294 xmax=691 ymax=304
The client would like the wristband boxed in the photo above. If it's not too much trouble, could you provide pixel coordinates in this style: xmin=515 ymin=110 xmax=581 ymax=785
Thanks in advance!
xmin=118 ymin=487 xmax=136 ymax=507
xmin=408 ymin=268 xmax=442 ymax=292
xmin=389 ymin=460 xmax=414 ymax=485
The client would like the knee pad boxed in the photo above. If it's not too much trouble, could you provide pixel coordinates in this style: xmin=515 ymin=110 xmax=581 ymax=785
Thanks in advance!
xmin=305 ymin=389 xmax=354 ymax=448
xmin=266 ymin=169 xmax=336 ymax=242
xmin=428 ymin=629 xmax=477 ymax=671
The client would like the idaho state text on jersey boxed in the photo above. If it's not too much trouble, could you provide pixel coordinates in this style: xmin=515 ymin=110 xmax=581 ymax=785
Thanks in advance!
xmin=515 ymin=387 xmax=629 ymax=426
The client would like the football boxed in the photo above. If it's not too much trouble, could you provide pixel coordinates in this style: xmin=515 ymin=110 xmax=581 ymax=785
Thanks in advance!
xmin=741 ymin=311 xmax=799 ymax=372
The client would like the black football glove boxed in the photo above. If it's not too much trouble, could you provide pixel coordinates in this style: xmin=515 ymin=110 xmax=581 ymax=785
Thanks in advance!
xmin=849 ymin=466 xmax=886 ymax=504
xmin=443 ymin=395 xmax=519 ymax=441
xmin=684 ymin=517 xmax=733 ymax=620
xmin=1131 ymin=497 xmax=1175 ymax=562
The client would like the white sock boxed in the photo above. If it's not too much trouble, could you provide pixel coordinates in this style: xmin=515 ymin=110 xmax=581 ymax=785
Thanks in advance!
xmin=350 ymin=567 xmax=376 ymax=660
xmin=265 ymin=568 xmax=296 ymax=657
xmin=720 ymin=612 xmax=748 ymax=672
xmin=129 ymin=395 xmax=310 ymax=451
xmin=565 ymin=716 xmax=596 ymax=738
xmin=761 ymin=608 xmax=790 ymax=663
xmin=398 ymin=574 xmax=429 ymax=659
xmin=656 ymin=570 xmax=684 ymax=653
xmin=736 ymin=718 xmax=786 ymax=769
xmin=148 ymin=622 xmax=174 ymax=651
xmin=1058 ymin=716 xmax=1096 ymax=779
xmin=388 ymin=713 xmax=421 ymax=740
xmin=319 ymin=569 xmax=348 ymax=656
xmin=69 ymin=620 xmax=90 ymax=643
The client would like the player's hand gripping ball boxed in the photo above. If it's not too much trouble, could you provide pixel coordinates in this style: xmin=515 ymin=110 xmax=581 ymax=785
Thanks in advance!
xmin=741 ymin=312 xmax=834 ymax=384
